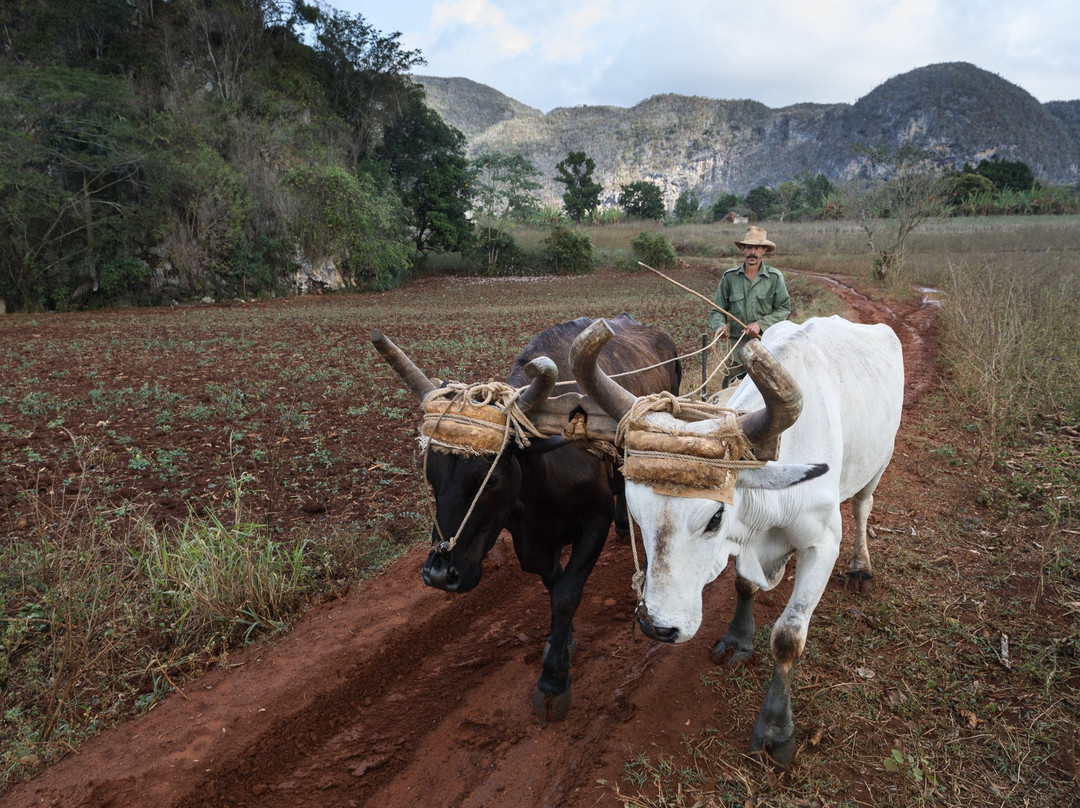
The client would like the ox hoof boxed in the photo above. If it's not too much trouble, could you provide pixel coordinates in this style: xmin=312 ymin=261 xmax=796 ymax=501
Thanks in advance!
xmin=846 ymin=569 xmax=873 ymax=594
xmin=750 ymin=732 xmax=797 ymax=769
xmin=533 ymin=682 xmax=572 ymax=722
xmin=711 ymin=637 xmax=754 ymax=667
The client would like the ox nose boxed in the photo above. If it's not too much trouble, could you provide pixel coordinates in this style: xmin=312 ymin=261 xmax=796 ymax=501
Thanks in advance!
xmin=636 ymin=611 xmax=680 ymax=643
xmin=422 ymin=553 xmax=461 ymax=591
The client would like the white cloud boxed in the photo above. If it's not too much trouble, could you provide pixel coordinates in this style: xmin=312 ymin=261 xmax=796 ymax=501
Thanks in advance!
xmin=430 ymin=0 xmax=532 ymax=57
xmin=340 ymin=0 xmax=1080 ymax=110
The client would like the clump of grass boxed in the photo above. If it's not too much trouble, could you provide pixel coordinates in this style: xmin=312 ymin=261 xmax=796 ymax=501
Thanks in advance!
xmin=939 ymin=254 xmax=1080 ymax=456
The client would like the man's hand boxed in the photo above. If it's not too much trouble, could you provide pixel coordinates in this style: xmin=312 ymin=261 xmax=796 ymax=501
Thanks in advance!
xmin=744 ymin=322 xmax=763 ymax=338
xmin=716 ymin=325 xmax=728 ymax=339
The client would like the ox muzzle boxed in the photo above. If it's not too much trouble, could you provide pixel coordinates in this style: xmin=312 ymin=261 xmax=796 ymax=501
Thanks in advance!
xmin=421 ymin=545 xmax=483 ymax=593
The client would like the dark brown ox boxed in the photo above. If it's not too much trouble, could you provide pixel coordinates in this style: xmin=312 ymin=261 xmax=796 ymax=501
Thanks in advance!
xmin=371 ymin=314 xmax=681 ymax=720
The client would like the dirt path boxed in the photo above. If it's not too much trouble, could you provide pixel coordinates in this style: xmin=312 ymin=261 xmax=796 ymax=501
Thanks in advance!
xmin=2 ymin=274 xmax=939 ymax=808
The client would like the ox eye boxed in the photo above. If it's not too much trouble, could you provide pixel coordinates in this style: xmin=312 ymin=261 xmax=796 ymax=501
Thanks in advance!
xmin=483 ymin=475 xmax=502 ymax=493
xmin=705 ymin=507 xmax=724 ymax=533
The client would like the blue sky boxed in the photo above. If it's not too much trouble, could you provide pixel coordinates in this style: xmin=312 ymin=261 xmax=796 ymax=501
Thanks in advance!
xmin=332 ymin=0 xmax=1079 ymax=112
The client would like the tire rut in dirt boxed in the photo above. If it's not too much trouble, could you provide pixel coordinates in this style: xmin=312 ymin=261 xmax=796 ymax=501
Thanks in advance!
xmin=174 ymin=554 xmax=546 ymax=807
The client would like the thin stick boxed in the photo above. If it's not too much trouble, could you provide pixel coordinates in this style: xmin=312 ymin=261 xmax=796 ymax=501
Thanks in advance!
xmin=638 ymin=262 xmax=749 ymax=329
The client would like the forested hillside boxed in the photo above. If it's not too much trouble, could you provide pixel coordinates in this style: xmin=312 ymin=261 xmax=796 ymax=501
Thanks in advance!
xmin=0 ymin=0 xmax=473 ymax=312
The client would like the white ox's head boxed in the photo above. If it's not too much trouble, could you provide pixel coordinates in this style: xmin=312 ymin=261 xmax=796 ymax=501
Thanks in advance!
xmin=625 ymin=461 xmax=826 ymax=642
xmin=570 ymin=319 xmax=826 ymax=642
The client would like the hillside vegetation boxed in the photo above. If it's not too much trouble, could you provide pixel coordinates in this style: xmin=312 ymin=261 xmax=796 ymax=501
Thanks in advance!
xmin=0 ymin=0 xmax=438 ymax=312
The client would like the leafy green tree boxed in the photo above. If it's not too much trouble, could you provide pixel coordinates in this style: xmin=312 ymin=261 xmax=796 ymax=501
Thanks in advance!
xmin=745 ymin=186 xmax=778 ymax=220
xmin=542 ymin=223 xmax=595 ymax=273
xmin=709 ymin=192 xmax=741 ymax=221
xmin=946 ymin=172 xmax=995 ymax=206
xmin=630 ymin=231 xmax=676 ymax=269
xmin=798 ymin=173 xmax=835 ymax=208
xmin=0 ymin=66 xmax=150 ymax=311
xmin=379 ymin=91 xmax=474 ymax=253
xmin=470 ymin=152 xmax=542 ymax=271
xmin=673 ymin=189 xmax=700 ymax=223
xmin=302 ymin=2 xmax=426 ymax=166
xmin=618 ymin=180 xmax=664 ymax=220
xmin=774 ymin=181 xmax=801 ymax=221
xmin=971 ymin=158 xmax=1035 ymax=192
xmin=1 ymin=0 xmax=135 ymax=70
xmin=554 ymin=151 xmax=603 ymax=223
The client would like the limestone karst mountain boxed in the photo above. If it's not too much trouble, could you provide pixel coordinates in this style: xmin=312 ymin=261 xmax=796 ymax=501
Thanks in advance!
xmin=417 ymin=63 xmax=1079 ymax=208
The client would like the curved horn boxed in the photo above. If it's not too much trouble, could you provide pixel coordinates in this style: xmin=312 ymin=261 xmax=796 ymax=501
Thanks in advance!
xmin=735 ymin=339 xmax=803 ymax=446
xmin=517 ymin=356 xmax=559 ymax=413
xmin=570 ymin=319 xmax=637 ymax=421
xmin=370 ymin=329 xmax=437 ymax=400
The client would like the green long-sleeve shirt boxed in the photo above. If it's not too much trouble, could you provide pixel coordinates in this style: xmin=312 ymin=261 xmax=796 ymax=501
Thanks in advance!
xmin=709 ymin=263 xmax=791 ymax=339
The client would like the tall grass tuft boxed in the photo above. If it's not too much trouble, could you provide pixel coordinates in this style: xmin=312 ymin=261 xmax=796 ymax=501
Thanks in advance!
xmin=142 ymin=508 xmax=311 ymax=649
xmin=940 ymin=255 xmax=1080 ymax=454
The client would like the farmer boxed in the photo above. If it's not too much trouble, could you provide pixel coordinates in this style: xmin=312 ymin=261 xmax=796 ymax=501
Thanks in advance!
xmin=709 ymin=226 xmax=791 ymax=386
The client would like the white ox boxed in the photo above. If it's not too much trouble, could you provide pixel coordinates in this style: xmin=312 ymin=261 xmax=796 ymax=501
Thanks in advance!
xmin=570 ymin=315 xmax=904 ymax=765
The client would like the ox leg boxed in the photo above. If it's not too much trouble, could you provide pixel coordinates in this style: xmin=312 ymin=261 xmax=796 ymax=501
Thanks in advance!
xmin=751 ymin=539 xmax=838 ymax=767
xmin=711 ymin=573 xmax=759 ymax=666
xmin=532 ymin=513 xmax=609 ymax=721
xmin=846 ymin=472 xmax=883 ymax=593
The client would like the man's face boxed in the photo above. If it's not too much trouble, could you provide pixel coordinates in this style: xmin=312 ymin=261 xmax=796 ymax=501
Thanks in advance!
xmin=741 ymin=244 xmax=768 ymax=266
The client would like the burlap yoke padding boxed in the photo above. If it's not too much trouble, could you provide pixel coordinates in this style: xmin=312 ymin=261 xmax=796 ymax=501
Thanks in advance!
xmin=618 ymin=393 xmax=763 ymax=503
xmin=420 ymin=382 xmax=546 ymax=456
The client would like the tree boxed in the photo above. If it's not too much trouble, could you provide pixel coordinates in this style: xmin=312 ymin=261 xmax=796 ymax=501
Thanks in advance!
xmin=470 ymin=152 xmax=542 ymax=271
xmin=673 ymin=189 xmax=700 ymax=223
xmin=774 ymin=181 xmax=801 ymax=222
xmin=745 ymin=186 xmax=778 ymax=220
xmin=848 ymin=143 xmax=948 ymax=281
xmin=379 ymin=91 xmax=474 ymax=253
xmin=554 ymin=151 xmax=602 ymax=223
xmin=798 ymin=173 xmax=835 ymax=209
xmin=971 ymin=158 xmax=1035 ymax=192
xmin=283 ymin=164 xmax=414 ymax=290
xmin=0 ymin=66 xmax=150 ymax=311
xmin=618 ymin=180 xmax=664 ymax=220
xmin=709 ymin=192 xmax=741 ymax=221
xmin=302 ymin=3 xmax=426 ymax=166
xmin=946 ymin=172 xmax=995 ymax=207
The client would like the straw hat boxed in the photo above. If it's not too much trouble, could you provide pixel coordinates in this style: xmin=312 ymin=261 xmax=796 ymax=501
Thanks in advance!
xmin=734 ymin=226 xmax=776 ymax=252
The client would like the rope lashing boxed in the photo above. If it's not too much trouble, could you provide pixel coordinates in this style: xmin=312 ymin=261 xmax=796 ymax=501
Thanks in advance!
xmin=421 ymin=380 xmax=546 ymax=455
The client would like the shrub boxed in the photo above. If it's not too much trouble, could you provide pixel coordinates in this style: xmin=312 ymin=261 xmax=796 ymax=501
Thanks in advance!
xmin=542 ymin=223 xmax=595 ymax=274
xmin=463 ymin=230 xmax=530 ymax=276
xmin=630 ymin=231 xmax=676 ymax=270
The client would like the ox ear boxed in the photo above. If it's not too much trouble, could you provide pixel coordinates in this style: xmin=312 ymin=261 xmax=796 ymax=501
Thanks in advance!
xmin=737 ymin=462 xmax=828 ymax=490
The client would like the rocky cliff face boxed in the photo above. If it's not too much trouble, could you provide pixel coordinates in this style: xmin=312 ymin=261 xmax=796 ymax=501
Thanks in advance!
xmin=417 ymin=62 xmax=1079 ymax=208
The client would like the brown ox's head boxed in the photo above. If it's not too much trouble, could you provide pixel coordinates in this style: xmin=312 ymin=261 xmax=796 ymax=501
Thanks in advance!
xmin=370 ymin=330 xmax=564 ymax=592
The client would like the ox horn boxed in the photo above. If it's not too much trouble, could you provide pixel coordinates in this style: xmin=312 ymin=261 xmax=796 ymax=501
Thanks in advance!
xmin=370 ymin=329 xmax=437 ymax=400
xmin=735 ymin=339 xmax=803 ymax=447
xmin=569 ymin=319 xmax=636 ymax=420
xmin=517 ymin=357 xmax=559 ymax=413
